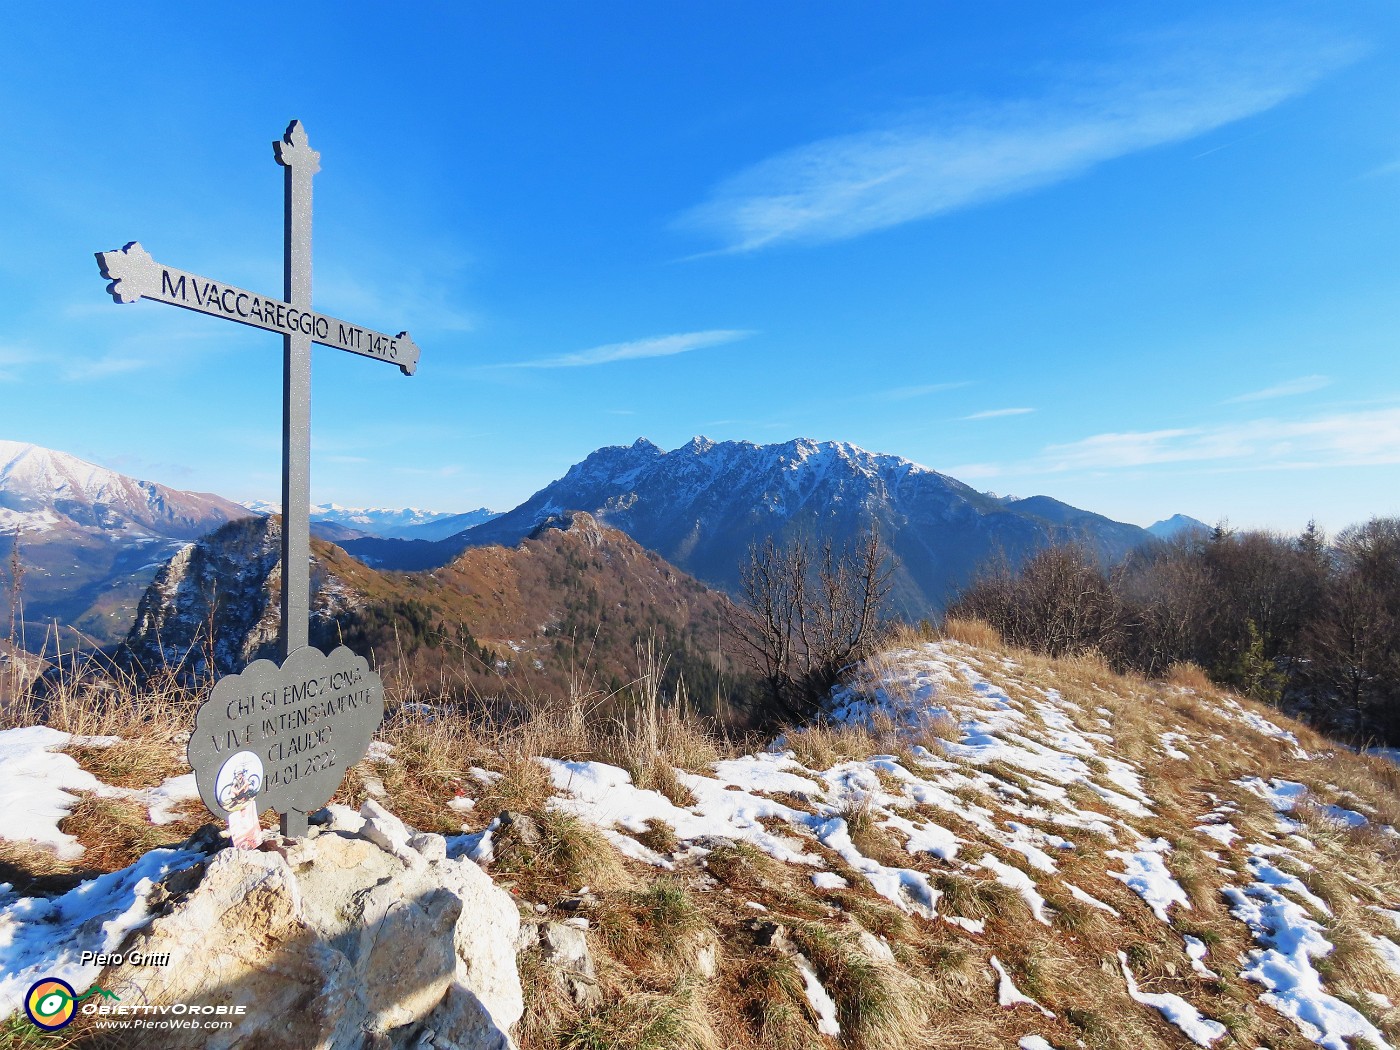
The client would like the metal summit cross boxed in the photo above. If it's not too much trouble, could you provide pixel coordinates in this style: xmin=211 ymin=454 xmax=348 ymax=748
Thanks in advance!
xmin=94 ymin=120 xmax=412 ymax=838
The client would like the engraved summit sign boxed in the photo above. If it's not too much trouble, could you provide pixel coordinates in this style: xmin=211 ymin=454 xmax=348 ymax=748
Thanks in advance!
xmin=94 ymin=120 xmax=409 ymax=838
xmin=98 ymin=243 xmax=419 ymax=375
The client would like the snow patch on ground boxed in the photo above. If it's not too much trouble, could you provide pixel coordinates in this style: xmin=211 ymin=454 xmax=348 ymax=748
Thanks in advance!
xmin=990 ymin=956 xmax=1053 ymax=1017
xmin=1106 ymin=839 xmax=1190 ymax=923
xmin=0 ymin=847 xmax=203 ymax=1018
xmin=1065 ymin=881 xmax=1120 ymax=917
xmin=1222 ymin=878 xmax=1393 ymax=1049
xmin=979 ymin=855 xmax=1051 ymax=926
xmin=1117 ymin=951 xmax=1225 ymax=1046
xmin=0 ymin=726 xmax=105 ymax=859
xmin=135 ymin=773 xmax=200 ymax=825
xmin=793 ymin=952 xmax=840 ymax=1036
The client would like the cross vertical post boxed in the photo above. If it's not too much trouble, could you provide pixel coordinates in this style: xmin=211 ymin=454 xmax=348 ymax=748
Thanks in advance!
xmin=274 ymin=121 xmax=319 ymax=660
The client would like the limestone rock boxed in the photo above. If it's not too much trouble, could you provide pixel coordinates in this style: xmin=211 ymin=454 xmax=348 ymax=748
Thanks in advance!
xmin=102 ymin=801 xmax=522 ymax=1049
xmin=538 ymin=920 xmax=601 ymax=1009
xmin=691 ymin=929 xmax=720 ymax=980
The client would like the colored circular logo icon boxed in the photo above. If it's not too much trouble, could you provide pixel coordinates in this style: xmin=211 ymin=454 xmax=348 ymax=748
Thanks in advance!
xmin=25 ymin=978 xmax=76 ymax=1030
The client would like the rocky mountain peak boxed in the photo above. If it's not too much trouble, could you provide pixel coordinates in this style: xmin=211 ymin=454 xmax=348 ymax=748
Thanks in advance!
xmin=421 ymin=436 xmax=1152 ymax=617
xmin=121 ymin=515 xmax=357 ymax=681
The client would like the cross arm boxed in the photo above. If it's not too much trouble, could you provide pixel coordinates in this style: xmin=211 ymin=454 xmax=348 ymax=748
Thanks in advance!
xmin=94 ymin=242 xmax=419 ymax=376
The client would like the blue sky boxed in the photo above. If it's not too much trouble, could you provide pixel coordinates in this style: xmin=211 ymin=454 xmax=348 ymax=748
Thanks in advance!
xmin=1 ymin=2 xmax=1397 ymax=532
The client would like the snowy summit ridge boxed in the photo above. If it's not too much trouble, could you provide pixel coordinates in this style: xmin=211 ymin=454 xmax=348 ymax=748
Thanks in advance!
xmin=437 ymin=435 xmax=1155 ymax=615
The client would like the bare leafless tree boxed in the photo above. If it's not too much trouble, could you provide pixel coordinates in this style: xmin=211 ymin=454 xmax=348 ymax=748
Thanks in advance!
xmin=952 ymin=543 xmax=1122 ymax=660
xmin=727 ymin=525 xmax=893 ymax=726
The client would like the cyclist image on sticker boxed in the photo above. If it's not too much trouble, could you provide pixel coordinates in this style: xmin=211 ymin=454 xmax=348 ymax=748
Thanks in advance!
xmin=215 ymin=751 xmax=263 ymax=813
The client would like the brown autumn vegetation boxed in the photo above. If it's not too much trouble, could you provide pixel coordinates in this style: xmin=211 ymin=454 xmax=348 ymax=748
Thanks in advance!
xmin=950 ymin=518 xmax=1400 ymax=745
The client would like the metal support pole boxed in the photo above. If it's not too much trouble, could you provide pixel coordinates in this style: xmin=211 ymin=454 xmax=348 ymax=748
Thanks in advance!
xmin=274 ymin=120 xmax=320 ymax=839
xmin=275 ymin=121 xmax=319 ymax=661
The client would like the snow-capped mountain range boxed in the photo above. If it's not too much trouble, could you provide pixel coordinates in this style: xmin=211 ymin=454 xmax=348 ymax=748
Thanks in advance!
xmin=348 ymin=437 xmax=1158 ymax=616
xmin=239 ymin=501 xmax=497 ymax=540
xmin=0 ymin=441 xmax=500 ymax=646
xmin=3 ymin=435 xmax=1193 ymax=642
xmin=0 ymin=441 xmax=245 ymax=540
xmin=0 ymin=441 xmax=252 ymax=644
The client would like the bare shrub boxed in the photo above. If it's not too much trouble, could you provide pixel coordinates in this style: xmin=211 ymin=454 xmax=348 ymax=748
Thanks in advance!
xmin=727 ymin=525 xmax=892 ymax=727
xmin=950 ymin=544 xmax=1122 ymax=661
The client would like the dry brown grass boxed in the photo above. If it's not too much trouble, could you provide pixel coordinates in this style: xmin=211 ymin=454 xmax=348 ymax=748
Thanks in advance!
xmin=56 ymin=794 xmax=198 ymax=873
xmin=494 ymin=808 xmax=636 ymax=902
xmin=838 ymin=798 xmax=905 ymax=868
xmin=939 ymin=616 xmax=1004 ymax=650
xmin=3 ymin=657 xmax=202 ymax=792
xmin=595 ymin=879 xmax=712 ymax=971
xmin=790 ymin=921 xmax=928 ymax=1048
xmin=1166 ymin=661 xmax=1215 ymax=692
xmin=0 ymin=838 xmax=92 ymax=897
xmin=553 ymin=986 xmax=720 ymax=1050
xmin=514 ymin=945 xmax=584 ymax=1050
xmin=782 ymin=720 xmax=881 ymax=770
xmin=8 ymin=605 xmax=1400 ymax=1050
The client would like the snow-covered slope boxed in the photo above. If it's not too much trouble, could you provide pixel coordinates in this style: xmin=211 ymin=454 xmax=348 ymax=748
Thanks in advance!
xmin=0 ymin=441 xmax=245 ymax=539
xmin=537 ymin=640 xmax=1400 ymax=1048
xmin=2 ymin=636 xmax=1399 ymax=1047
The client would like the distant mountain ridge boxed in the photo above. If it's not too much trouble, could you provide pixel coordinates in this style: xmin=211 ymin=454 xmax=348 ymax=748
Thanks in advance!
xmin=241 ymin=500 xmax=498 ymax=540
xmin=0 ymin=440 xmax=497 ymax=648
xmin=4 ymin=436 xmax=1182 ymax=646
xmin=1148 ymin=513 xmax=1211 ymax=540
xmin=0 ymin=441 xmax=252 ymax=644
xmin=347 ymin=436 xmax=1158 ymax=616
xmin=1 ymin=441 xmax=246 ymax=539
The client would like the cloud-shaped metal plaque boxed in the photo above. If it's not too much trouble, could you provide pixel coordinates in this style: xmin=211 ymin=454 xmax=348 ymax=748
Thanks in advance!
xmin=188 ymin=645 xmax=383 ymax=828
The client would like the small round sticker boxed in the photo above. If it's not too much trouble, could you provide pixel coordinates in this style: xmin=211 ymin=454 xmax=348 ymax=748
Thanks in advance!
xmin=215 ymin=751 xmax=264 ymax=812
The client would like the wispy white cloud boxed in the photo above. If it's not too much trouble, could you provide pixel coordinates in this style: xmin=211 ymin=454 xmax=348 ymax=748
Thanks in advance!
xmin=880 ymin=381 xmax=971 ymax=401
xmin=61 ymin=354 xmax=155 ymax=381
xmin=965 ymin=407 xmax=1034 ymax=420
xmin=508 ymin=329 xmax=752 ymax=369
xmin=679 ymin=27 xmax=1357 ymax=252
xmin=952 ymin=408 xmax=1400 ymax=479
xmin=0 ymin=345 xmax=33 ymax=383
xmin=1225 ymin=374 xmax=1331 ymax=403
xmin=316 ymin=268 xmax=477 ymax=335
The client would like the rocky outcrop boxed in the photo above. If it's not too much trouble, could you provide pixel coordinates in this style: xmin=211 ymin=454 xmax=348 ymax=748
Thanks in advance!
xmin=121 ymin=515 xmax=357 ymax=681
xmin=101 ymin=801 xmax=522 ymax=1049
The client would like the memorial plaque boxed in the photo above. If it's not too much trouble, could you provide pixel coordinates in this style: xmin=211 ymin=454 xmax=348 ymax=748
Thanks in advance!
xmin=95 ymin=120 xmax=420 ymax=838
xmin=188 ymin=646 xmax=384 ymax=837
